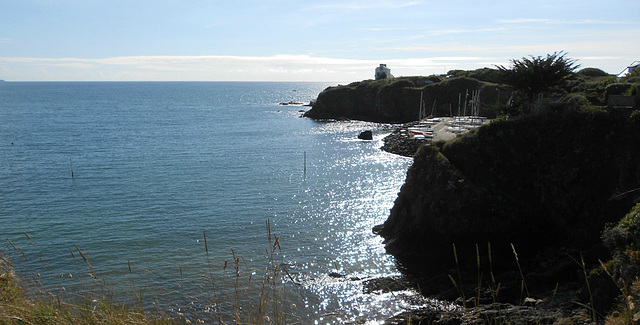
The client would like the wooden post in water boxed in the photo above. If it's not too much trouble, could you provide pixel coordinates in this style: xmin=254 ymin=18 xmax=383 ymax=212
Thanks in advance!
xmin=303 ymin=151 xmax=307 ymax=180
xmin=69 ymin=157 xmax=75 ymax=179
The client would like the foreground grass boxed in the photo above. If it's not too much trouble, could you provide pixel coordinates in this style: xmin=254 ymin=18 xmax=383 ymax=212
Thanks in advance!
xmin=0 ymin=258 xmax=178 ymax=325
xmin=5 ymin=207 xmax=640 ymax=324
xmin=1 ymin=221 xmax=289 ymax=325
xmin=4 ymin=239 xmax=639 ymax=325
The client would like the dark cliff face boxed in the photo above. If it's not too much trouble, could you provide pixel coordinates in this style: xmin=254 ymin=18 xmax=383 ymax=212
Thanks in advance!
xmin=304 ymin=77 xmax=510 ymax=123
xmin=303 ymin=79 xmax=417 ymax=123
xmin=377 ymin=110 xmax=640 ymax=285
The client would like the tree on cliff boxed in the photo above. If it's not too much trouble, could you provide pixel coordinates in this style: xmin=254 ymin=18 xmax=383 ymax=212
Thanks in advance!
xmin=496 ymin=51 xmax=579 ymax=104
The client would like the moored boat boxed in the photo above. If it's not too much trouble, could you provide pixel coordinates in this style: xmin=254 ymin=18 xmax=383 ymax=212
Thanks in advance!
xmin=408 ymin=127 xmax=435 ymax=138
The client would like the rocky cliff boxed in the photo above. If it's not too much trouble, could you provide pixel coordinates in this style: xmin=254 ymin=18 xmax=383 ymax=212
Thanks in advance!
xmin=375 ymin=109 xmax=640 ymax=302
xmin=304 ymin=77 xmax=511 ymax=123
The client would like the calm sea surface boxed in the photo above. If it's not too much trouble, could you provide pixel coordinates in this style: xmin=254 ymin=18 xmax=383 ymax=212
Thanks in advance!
xmin=0 ymin=82 xmax=414 ymax=323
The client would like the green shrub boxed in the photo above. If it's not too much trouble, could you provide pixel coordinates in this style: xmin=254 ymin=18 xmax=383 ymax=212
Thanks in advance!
xmin=606 ymin=83 xmax=632 ymax=96
xmin=496 ymin=51 xmax=579 ymax=102
xmin=585 ymin=91 xmax=604 ymax=105
xmin=626 ymin=76 xmax=640 ymax=84
xmin=447 ymin=69 xmax=466 ymax=77
xmin=550 ymin=93 xmax=591 ymax=111
xmin=465 ymin=67 xmax=502 ymax=83
xmin=578 ymin=67 xmax=610 ymax=77
xmin=570 ymin=84 xmax=586 ymax=93
xmin=426 ymin=75 xmax=443 ymax=83
xmin=444 ymin=68 xmax=502 ymax=83
xmin=566 ymin=79 xmax=585 ymax=93
xmin=602 ymin=203 xmax=640 ymax=283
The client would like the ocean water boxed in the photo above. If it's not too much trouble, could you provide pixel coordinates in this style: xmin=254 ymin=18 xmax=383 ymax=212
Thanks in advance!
xmin=0 ymin=82 xmax=415 ymax=323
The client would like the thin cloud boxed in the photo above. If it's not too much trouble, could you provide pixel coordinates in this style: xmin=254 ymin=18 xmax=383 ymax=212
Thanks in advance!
xmin=0 ymin=54 xmax=468 ymax=81
xmin=298 ymin=1 xmax=422 ymax=29
xmin=497 ymin=18 xmax=638 ymax=26
xmin=1 ymin=50 xmax=635 ymax=81
xmin=358 ymin=27 xmax=411 ymax=32
xmin=46 ymin=62 xmax=96 ymax=69
xmin=1 ymin=55 xmax=367 ymax=67
xmin=426 ymin=27 xmax=507 ymax=36
xmin=0 ymin=55 xmax=383 ymax=81
xmin=579 ymin=56 xmax=623 ymax=60
xmin=497 ymin=18 xmax=551 ymax=24
xmin=557 ymin=19 xmax=639 ymax=25
xmin=309 ymin=0 xmax=421 ymax=11
xmin=0 ymin=57 xmax=94 ymax=63
xmin=391 ymin=32 xmax=640 ymax=57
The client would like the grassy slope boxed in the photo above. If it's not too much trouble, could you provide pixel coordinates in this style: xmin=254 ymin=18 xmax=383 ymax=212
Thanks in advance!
xmin=0 ymin=259 xmax=176 ymax=324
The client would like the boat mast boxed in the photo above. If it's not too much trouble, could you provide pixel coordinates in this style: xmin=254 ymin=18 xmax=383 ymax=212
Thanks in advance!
xmin=418 ymin=91 xmax=424 ymax=120
xmin=430 ymin=99 xmax=436 ymax=118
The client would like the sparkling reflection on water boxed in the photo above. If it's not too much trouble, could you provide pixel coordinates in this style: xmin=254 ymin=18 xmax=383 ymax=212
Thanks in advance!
xmin=1 ymin=82 xmax=423 ymax=323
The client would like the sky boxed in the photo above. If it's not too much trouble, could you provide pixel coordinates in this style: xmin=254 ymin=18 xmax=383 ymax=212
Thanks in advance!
xmin=0 ymin=0 xmax=638 ymax=82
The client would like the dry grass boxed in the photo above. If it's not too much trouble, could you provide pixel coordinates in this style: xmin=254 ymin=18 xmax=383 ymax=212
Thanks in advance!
xmin=1 ymin=220 xmax=293 ymax=325
xmin=0 ymin=259 xmax=176 ymax=324
xmin=604 ymin=278 xmax=640 ymax=324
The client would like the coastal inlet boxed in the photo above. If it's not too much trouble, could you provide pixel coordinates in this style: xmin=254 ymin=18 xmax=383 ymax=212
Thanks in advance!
xmin=0 ymin=81 xmax=419 ymax=323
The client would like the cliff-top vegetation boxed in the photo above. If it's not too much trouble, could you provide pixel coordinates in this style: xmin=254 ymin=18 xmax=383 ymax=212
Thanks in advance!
xmin=305 ymin=52 xmax=639 ymax=123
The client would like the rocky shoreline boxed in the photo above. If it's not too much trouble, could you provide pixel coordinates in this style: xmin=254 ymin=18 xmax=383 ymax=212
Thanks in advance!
xmin=380 ymin=118 xmax=470 ymax=157
xmin=359 ymin=246 xmax=593 ymax=324
xmin=305 ymin=75 xmax=640 ymax=324
xmin=370 ymin=109 xmax=640 ymax=324
xmin=380 ymin=123 xmax=430 ymax=157
xmin=365 ymin=119 xmax=592 ymax=324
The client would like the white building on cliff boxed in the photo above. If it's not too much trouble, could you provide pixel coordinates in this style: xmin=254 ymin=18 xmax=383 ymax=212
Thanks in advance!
xmin=617 ymin=61 xmax=639 ymax=78
xmin=375 ymin=64 xmax=394 ymax=80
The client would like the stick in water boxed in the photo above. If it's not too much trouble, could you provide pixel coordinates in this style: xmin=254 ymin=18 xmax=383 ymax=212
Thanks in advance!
xmin=69 ymin=157 xmax=75 ymax=179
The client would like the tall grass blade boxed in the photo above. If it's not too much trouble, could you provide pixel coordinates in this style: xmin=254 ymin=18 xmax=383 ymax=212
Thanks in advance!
xmin=511 ymin=243 xmax=529 ymax=298
xmin=476 ymin=243 xmax=481 ymax=307
xmin=452 ymin=243 xmax=467 ymax=308
xmin=73 ymin=243 xmax=96 ymax=280
xmin=203 ymin=231 xmax=209 ymax=255
xmin=6 ymin=238 xmax=28 ymax=261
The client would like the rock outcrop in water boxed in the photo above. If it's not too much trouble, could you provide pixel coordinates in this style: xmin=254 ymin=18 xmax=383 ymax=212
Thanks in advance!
xmin=357 ymin=130 xmax=373 ymax=140
xmin=304 ymin=77 xmax=511 ymax=123
xmin=374 ymin=109 xmax=640 ymax=311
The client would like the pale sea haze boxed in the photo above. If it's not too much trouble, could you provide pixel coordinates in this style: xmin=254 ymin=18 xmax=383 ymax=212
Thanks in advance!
xmin=0 ymin=82 xmax=416 ymax=323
